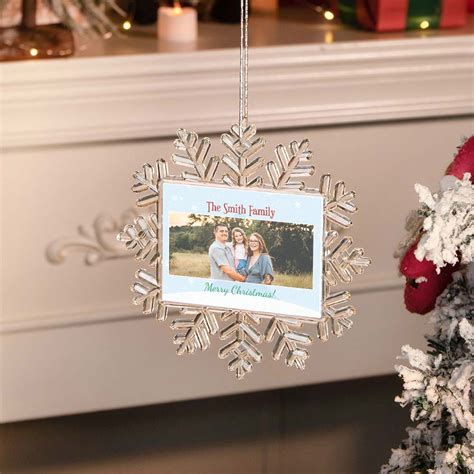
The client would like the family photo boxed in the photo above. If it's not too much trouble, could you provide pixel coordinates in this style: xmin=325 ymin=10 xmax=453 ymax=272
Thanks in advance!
xmin=169 ymin=212 xmax=314 ymax=289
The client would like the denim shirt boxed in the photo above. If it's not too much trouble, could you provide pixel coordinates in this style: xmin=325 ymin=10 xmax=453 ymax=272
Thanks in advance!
xmin=244 ymin=254 xmax=273 ymax=284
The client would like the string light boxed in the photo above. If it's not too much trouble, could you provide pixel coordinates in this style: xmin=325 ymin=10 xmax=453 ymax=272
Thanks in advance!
xmin=29 ymin=48 xmax=38 ymax=57
xmin=306 ymin=2 xmax=336 ymax=23
xmin=122 ymin=20 xmax=132 ymax=30
xmin=323 ymin=10 xmax=335 ymax=21
xmin=419 ymin=20 xmax=430 ymax=29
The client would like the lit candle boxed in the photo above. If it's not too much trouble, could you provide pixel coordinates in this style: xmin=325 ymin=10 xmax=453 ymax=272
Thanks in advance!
xmin=158 ymin=2 xmax=198 ymax=43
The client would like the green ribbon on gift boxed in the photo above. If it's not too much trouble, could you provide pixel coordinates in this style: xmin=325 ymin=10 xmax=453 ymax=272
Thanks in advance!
xmin=338 ymin=0 xmax=359 ymax=26
xmin=338 ymin=0 xmax=442 ymax=30
xmin=407 ymin=0 xmax=441 ymax=28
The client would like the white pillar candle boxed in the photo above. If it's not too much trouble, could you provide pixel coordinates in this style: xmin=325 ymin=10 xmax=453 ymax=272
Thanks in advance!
xmin=157 ymin=4 xmax=198 ymax=43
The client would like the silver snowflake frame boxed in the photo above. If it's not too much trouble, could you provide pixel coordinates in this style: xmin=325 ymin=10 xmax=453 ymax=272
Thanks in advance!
xmin=118 ymin=124 xmax=370 ymax=379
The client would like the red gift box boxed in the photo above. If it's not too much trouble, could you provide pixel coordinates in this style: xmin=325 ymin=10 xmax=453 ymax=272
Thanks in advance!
xmin=339 ymin=0 xmax=468 ymax=31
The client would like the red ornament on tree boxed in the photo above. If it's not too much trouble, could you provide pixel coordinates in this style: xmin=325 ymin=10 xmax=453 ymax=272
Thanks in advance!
xmin=400 ymin=242 xmax=459 ymax=314
xmin=445 ymin=136 xmax=474 ymax=181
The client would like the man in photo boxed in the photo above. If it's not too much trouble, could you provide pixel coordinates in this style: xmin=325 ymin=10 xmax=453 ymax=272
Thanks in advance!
xmin=208 ymin=224 xmax=246 ymax=282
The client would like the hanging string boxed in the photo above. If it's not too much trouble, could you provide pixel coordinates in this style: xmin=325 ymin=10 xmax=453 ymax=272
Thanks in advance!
xmin=239 ymin=0 xmax=249 ymax=132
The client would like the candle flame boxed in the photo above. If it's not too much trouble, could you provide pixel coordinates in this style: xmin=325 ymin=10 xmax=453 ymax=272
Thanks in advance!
xmin=173 ymin=1 xmax=182 ymax=14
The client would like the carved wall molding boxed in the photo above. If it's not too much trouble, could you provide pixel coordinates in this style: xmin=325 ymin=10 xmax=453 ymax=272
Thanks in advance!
xmin=45 ymin=209 xmax=139 ymax=266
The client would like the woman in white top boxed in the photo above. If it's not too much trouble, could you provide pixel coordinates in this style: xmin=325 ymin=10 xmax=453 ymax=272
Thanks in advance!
xmin=226 ymin=227 xmax=248 ymax=275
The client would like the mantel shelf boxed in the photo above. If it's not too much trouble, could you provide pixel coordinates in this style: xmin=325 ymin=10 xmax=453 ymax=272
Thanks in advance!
xmin=8 ymin=8 xmax=474 ymax=61
xmin=2 ymin=10 xmax=473 ymax=148
xmin=78 ymin=10 xmax=474 ymax=59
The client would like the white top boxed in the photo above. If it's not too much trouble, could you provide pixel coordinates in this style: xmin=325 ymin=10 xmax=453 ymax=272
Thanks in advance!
xmin=234 ymin=243 xmax=247 ymax=260
xmin=226 ymin=242 xmax=247 ymax=261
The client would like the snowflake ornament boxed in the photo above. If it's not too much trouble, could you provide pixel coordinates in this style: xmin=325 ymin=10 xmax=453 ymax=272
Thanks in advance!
xmin=118 ymin=124 xmax=370 ymax=379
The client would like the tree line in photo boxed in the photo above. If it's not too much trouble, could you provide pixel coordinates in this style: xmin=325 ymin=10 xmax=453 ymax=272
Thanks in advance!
xmin=170 ymin=214 xmax=313 ymax=275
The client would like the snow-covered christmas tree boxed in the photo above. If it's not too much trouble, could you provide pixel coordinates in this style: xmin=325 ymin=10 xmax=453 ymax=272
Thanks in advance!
xmin=382 ymin=137 xmax=474 ymax=473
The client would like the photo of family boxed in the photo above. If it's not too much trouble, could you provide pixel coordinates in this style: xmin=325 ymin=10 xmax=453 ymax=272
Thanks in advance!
xmin=169 ymin=213 xmax=314 ymax=289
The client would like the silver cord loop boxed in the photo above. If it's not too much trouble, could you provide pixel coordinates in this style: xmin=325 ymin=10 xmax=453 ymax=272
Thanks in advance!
xmin=239 ymin=0 xmax=249 ymax=132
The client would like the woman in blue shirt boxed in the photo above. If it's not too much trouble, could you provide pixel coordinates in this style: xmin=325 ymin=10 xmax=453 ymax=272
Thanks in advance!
xmin=245 ymin=233 xmax=274 ymax=285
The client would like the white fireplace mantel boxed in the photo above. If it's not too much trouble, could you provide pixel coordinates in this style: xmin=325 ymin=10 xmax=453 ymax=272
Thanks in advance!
xmin=2 ymin=15 xmax=473 ymax=149
xmin=1 ymin=15 xmax=473 ymax=423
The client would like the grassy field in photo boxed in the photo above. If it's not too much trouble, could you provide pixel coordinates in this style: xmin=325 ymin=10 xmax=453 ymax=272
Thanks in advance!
xmin=170 ymin=252 xmax=312 ymax=289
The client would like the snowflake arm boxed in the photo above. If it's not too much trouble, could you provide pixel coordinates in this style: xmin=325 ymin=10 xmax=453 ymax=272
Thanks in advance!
xmin=266 ymin=139 xmax=315 ymax=190
xmin=131 ymin=269 xmax=159 ymax=315
xmin=173 ymin=129 xmax=220 ymax=182
xmin=219 ymin=311 xmax=263 ymax=379
xmin=221 ymin=124 xmax=265 ymax=187
xmin=320 ymin=174 xmax=357 ymax=228
xmin=132 ymin=160 xmax=169 ymax=208
xmin=265 ymin=318 xmax=312 ymax=370
xmin=324 ymin=230 xmax=371 ymax=286
xmin=171 ymin=308 xmax=219 ymax=355
xmin=319 ymin=291 xmax=355 ymax=340
xmin=117 ymin=214 xmax=159 ymax=266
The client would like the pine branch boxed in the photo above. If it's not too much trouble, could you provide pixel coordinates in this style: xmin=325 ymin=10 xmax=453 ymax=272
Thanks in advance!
xmin=266 ymin=139 xmax=315 ymax=190
xmin=265 ymin=318 xmax=312 ymax=370
xmin=218 ymin=311 xmax=263 ymax=379
xmin=171 ymin=308 xmax=219 ymax=355
xmin=220 ymin=124 xmax=265 ymax=187
xmin=173 ymin=129 xmax=220 ymax=182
